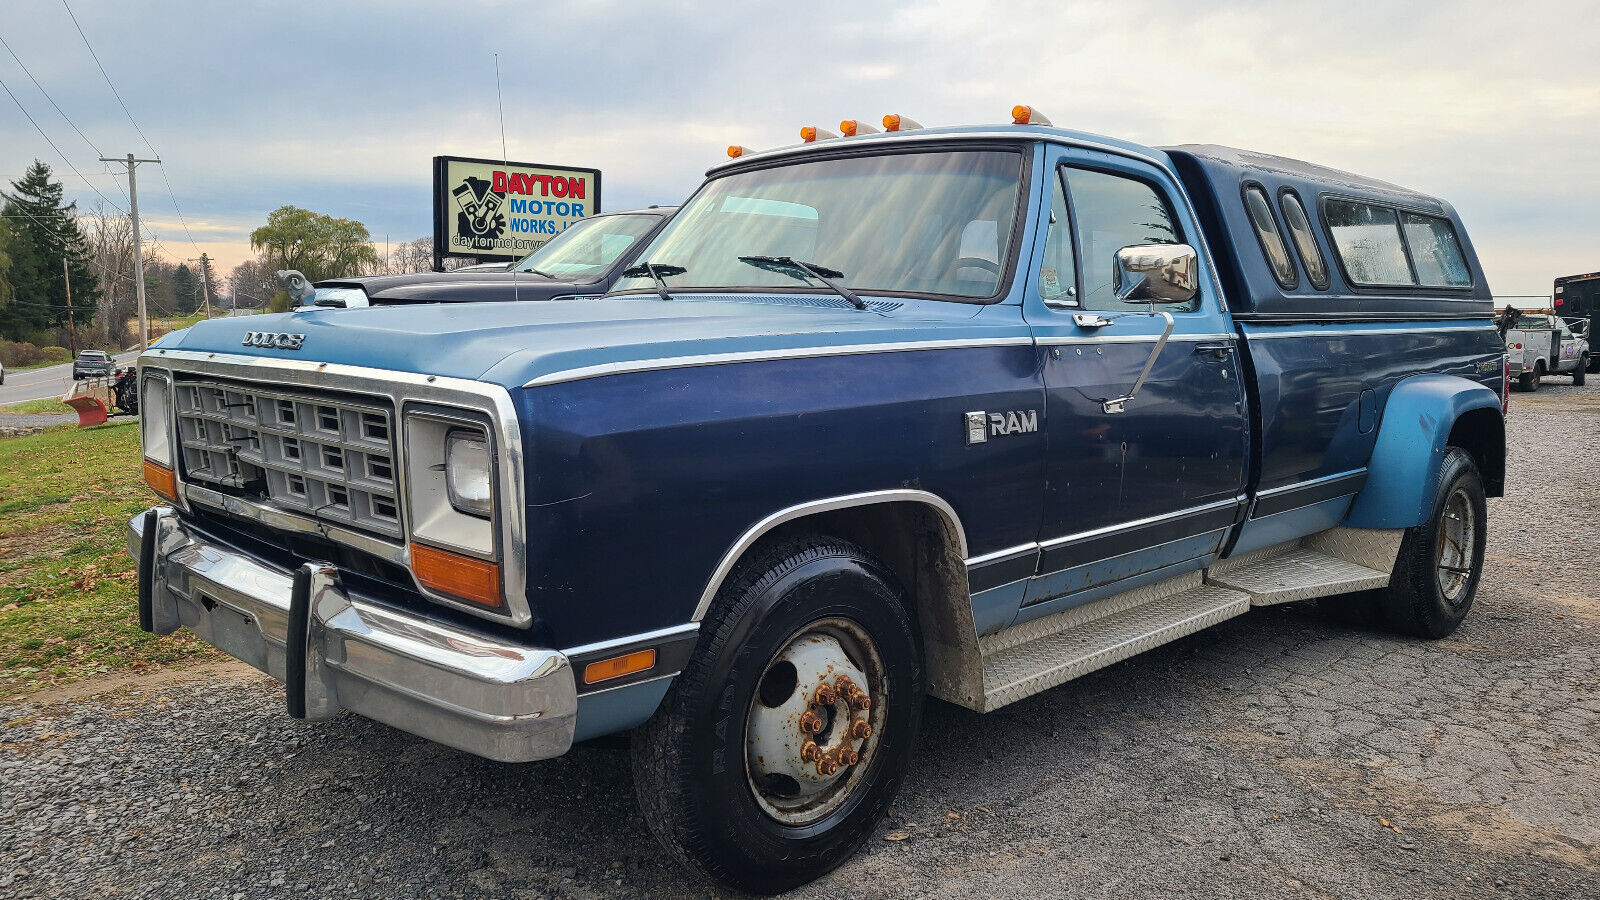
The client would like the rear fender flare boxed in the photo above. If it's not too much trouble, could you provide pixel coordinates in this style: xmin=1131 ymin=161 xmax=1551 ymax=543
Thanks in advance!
xmin=1345 ymin=374 xmax=1502 ymax=529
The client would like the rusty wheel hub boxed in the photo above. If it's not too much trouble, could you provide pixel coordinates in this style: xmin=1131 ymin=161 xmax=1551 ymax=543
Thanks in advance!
xmin=745 ymin=619 xmax=885 ymax=825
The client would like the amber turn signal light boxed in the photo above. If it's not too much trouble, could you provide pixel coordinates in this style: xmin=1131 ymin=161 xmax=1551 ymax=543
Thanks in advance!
xmin=143 ymin=460 xmax=177 ymax=502
xmin=1011 ymin=104 xmax=1052 ymax=126
xmin=839 ymin=119 xmax=880 ymax=137
xmin=583 ymin=648 xmax=657 ymax=685
xmin=411 ymin=543 xmax=503 ymax=608
xmin=727 ymin=145 xmax=751 ymax=158
xmin=799 ymin=125 xmax=837 ymax=143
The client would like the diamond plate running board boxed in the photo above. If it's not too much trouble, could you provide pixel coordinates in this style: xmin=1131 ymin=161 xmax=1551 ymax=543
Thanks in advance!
xmin=1206 ymin=547 xmax=1389 ymax=606
xmin=978 ymin=584 xmax=1249 ymax=712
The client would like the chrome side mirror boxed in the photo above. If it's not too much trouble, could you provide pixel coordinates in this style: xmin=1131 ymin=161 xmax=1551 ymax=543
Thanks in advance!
xmin=1113 ymin=243 xmax=1199 ymax=305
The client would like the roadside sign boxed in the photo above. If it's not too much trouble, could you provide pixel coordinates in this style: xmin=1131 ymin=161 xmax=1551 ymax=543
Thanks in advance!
xmin=432 ymin=155 xmax=601 ymax=269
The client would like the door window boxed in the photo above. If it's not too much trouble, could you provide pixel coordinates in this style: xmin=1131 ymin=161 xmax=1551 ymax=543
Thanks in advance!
xmin=1038 ymin=170 xmax=1078 ymax=305
xmin=1062 ymin=167 xmax=1193 ymax=312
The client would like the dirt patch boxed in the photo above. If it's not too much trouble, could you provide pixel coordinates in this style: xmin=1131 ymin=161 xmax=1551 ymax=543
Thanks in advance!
xmin=1274 ymin=754 xmax=1600 ymax=871
xmin=21 ymin=657 xmax=263 ymax=708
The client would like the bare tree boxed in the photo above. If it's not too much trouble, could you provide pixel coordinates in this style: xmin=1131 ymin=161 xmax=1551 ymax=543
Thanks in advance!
xmin=227 ymin=258 xmax=280 ymax=310
xmin=389 ymin=237 xmax=434 ymax=274
xmin=81 ymin=202 xmax=135 ymax=346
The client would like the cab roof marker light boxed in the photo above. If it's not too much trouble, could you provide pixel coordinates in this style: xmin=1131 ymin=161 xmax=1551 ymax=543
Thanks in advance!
xmin=1011 ymin=105 xmax=1052 ymax=126
xmin=839 ymin=119 xmax=880 ymax=137
xmin=727 ymin=145 xmax=753 ymax=159
xmin=882 ymin=114 xmax=922 ymax=132
xmin=800 ymin=126 xmax=838 ymax=143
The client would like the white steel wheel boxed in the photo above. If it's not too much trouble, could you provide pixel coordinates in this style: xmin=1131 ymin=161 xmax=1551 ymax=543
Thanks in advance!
xmin=745 ymin=618 xmax=887 ymax=825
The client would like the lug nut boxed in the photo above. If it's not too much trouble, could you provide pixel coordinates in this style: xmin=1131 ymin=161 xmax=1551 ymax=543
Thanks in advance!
xmin=835 ymin=675 xmax=856 ymax=692
xmin=800 ymin=740 xmax=821 ymax=761
xmin=842 ymin=749 xmax=860 ymax=766
xmin=799 ymin=711 xmax=822 ymax=734
xmin=814 ymin=684 xmax=837 ymax=706
xmin=817 ymin=757 xmax=840 ymax=777
xmin=850 ymin=720 xmax=872 ymax=740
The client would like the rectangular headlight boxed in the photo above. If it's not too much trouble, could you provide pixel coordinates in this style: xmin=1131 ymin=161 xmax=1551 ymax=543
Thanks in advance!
xmin=403 ymin=409 xmax=498 ymax=579
xmin=140 ymin=373 xmax=173 ymax=466
xmin=445 ymin=429 xmax=493 ymax=518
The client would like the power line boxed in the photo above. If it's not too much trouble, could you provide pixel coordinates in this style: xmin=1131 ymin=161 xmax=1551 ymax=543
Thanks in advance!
xmin=0 ymin=73 xmax=126 ymax=214
xmin=0 ymin=29 xmax=129 ymax=206
xmin=60 ymin=0 xmax=152 ymax=154
xmin=61 ymin=0 xmax=204 ymax=258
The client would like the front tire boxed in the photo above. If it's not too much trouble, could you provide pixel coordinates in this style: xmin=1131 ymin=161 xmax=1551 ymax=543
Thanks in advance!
xmin=1574 ymin=358 xmax=1587 ymax=385
xmin=632 ymin=537 xmax=923 ymax=894
xmin=1379 ymin=447 xmax=1487 ymax=638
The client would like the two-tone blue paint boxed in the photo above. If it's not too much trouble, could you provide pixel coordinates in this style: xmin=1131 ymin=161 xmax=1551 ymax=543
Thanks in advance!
xmin=151 ymin=124 xmax=1506 ymax=741
xmin=1345 ymin=374 xmax=1504 ymax=529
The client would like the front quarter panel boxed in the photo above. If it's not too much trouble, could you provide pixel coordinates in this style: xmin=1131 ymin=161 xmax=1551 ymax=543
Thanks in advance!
xmin=513 ymin=333 xmax=1045 ymax=648
xmin=1344 ymin=374 xmax=1503 ymax=529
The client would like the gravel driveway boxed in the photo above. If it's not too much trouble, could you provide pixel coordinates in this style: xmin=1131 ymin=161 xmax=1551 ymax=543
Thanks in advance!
xmin=3 ymin=384 xmax=1597 ymax=899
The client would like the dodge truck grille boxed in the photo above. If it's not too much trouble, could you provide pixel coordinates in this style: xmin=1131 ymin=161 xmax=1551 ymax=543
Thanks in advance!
xmin=172 ymin=378 xmax=402 ymax=539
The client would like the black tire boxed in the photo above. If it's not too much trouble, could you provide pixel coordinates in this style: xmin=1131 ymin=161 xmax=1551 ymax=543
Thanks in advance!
xmin=631 ymin=536 xmax=923 ymax=894
xmin=1379 ymin=447 xmax=1487 ymax=638
xmin=1575 ymin=358 xmax=1587 ymax=386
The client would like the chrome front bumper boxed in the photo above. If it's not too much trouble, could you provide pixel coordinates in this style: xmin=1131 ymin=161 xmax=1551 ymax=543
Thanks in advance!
xmin=128 ymin=507 xmax=577 ymax=762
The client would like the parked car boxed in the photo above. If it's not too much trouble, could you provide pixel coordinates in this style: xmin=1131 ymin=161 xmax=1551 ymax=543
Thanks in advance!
xmin=309 ymin=206 xmax=676 ymax=307
xmin=72 ymin=350 xmax=113 ymax=380
xmin=1506 ymin=312 xmax=1588 ymax=390
xmin=129 ymin=114 xmax=1505 ymax=892
xmin=0 ymin=359 xmax=6 ymax=384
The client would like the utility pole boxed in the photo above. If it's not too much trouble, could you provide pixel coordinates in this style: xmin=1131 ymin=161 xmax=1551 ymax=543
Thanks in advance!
xmin=62 ymin=258 xmax=77 ymax=357
xmin=101 ymin=153 xmax=161 ymax=349
xmin=187 ymin=255 xmax=213 ymax=319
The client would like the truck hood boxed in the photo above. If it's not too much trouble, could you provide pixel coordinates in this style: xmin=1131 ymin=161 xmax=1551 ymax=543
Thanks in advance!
xmin=318 ymin=271 xmax=593 ymax=304
xmin=148 ymin=296 xmax=1005 ymax=389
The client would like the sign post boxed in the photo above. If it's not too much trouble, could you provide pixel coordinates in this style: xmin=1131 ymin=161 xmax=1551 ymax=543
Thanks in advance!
xmin=432 ymin=156 xmax=601 ymax=271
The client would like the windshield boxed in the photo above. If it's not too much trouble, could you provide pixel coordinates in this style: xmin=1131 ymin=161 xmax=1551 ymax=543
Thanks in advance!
xmin=511 ymin=214 xmax=660 ymax=279
xmin=616 ymin=149 xmax=1024 ymax=300
xmin=81 ymin=351 xmax=108 ymax=360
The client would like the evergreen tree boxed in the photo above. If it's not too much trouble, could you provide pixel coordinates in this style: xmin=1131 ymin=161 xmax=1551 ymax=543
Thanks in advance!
xmin=0 ymin=161 xmax=100 ymax=341
xmin=172 ymin=263 xmax=198 ymax=314
xmin=0 ymin=219 xmax=14 ymax=309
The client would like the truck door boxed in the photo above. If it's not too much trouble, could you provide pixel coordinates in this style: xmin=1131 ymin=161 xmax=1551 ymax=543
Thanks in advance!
xmin=1554 ymin=317 xmax=1577 ymax=370
xmin=1019 ymin=151 xmax=1248 ymax=614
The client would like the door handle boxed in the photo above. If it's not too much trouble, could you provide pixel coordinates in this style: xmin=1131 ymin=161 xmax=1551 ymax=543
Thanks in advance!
xmin=1193 ymin=342 xmax=1234 ymax=358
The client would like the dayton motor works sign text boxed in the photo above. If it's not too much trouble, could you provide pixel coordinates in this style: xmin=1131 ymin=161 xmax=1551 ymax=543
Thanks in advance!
xmin=432 ymin=156 xmax=601 ymax=264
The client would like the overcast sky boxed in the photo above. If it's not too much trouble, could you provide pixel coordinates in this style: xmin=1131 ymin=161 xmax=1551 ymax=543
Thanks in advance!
xmin=2 ymin=0 xmax=1596 ymax=296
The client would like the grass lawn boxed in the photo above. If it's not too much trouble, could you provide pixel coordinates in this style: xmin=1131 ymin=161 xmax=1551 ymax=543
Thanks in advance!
xmin=0 ymin=422 xmax=217 ymax=699
xmin=1 ymin=397 xmax=73 ymax=415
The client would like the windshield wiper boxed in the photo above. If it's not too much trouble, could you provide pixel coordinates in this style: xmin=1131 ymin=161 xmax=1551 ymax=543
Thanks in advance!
xmin=619 ymin=261 xmax=686 ymax=301
xmin=737 ymin=255 xmax=866 ymax=310
xmin=518 ymin=265 xmax=556 ymax=278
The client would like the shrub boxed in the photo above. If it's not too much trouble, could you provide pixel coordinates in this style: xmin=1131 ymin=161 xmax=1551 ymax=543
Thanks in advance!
xmin=0 ymin=340 xmax=46 ymax=367
xmin=39 ymin=346 xmax=70 ymax=364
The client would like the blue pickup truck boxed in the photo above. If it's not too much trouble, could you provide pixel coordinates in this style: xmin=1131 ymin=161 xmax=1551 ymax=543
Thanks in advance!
xmin=130 ymin=115 xmax=1506 ymax=892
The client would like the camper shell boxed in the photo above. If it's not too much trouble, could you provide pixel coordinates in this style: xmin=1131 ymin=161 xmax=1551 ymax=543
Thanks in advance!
xmin=1165 ymin=144 xmax=1492 ymax=323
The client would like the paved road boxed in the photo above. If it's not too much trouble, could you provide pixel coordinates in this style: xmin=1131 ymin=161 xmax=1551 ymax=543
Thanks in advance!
xmin=0 ymin=351 xmax=140 ymax=406
xmin=2 ymin=384 xmax=1597 ymax=899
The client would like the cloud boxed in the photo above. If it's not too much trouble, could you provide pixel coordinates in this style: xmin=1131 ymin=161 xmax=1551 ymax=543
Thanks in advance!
xmin=0 ymin=0 xmax=1594 ymax=294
